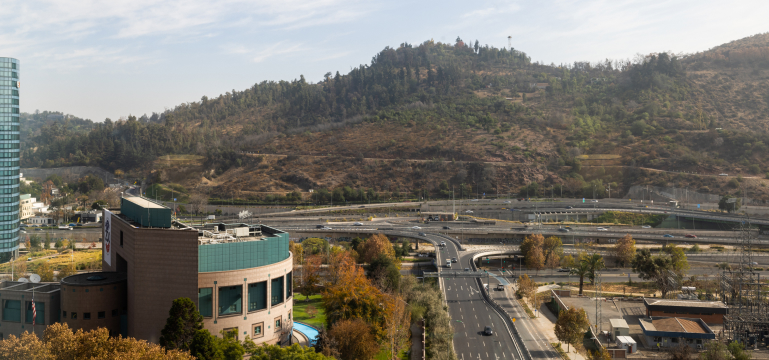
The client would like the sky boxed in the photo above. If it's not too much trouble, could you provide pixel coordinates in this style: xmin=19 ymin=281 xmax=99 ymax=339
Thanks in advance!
xmin=1 ymin=0 xmax=768 ymax=122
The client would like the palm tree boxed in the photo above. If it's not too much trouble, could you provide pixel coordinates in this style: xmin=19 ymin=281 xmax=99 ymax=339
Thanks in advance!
xmin=570 ymin=261 xmax=591 ymax=295
xmin=585 ymin=253 xmax=605 ymax=285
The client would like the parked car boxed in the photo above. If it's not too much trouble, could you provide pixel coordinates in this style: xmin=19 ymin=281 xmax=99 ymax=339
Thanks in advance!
xmin=483 ymin=326 xmax=493 ymax=336
xmin=68 ymin=223 xmax=77 ymax=227
xmin=58 ymin=225 xmax=73 ymax=230
xmin=663 ymin=234 xmax=674 ymax=238
xmin=685 ymin=234 xmax=697 ymax=238
xmin=20 ymin=224 xmax=28 ymax=228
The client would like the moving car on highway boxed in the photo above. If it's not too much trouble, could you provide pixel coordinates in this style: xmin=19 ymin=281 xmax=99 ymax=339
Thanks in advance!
xmin=483 ymin=326 xmax=493 ymax=336
xmin=596 ymin=227 xmax=608 ymax=231
xmin=685 ymin=234 xmax=697 ymax=238
xmin=642 ymin=225 xmax=652 ymax=229
xmin=558 ymin=228 xmax=569 ymax=232
xmin=412 ymin=226 xmax=421 ymax=230
xmin=353 ymin=222 xmax=363 ymax=226
xmin=663 ymin=234 xmax=674 ymax=238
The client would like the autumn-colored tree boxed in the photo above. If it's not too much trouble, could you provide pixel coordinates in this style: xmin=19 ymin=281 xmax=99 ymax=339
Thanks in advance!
xmin=588 ymin=347 xmax=612 ymax=360
xmin=0 ymin=322 xmax=194 ymax=359
xmin=614 ymin=234 xmax=636 ymax=267
xmin=11 ymin=259 xmax=27 ymax=281
xmin=289 ymin=241 xmax=303 ymax=266
xmin=300 ymin=255 xmax=322 ymax=299
xmin=546 ymin=252 xmax=561 ymax=273
xmin=36 ymin=262 xmax=55 ymax=282
xmin=306 ymin=305 xmax=318 ymax=318
xmin=560 ymin=255 xmax=576 ymax=269
xmin=329 ymin=318 xmax=379 ymax=360
xmin=327 ymin=250 xmax=357 ymax=286
xmin=322 ymin=265 xmax=389 ymax=340
xmin=517 ymin=274 xmax=537 ymax=311
xmin=543 ymin=236 xmax=563 ymax=265
xmin=554 ymin=307 xmax=589 ymax=352
xmin=360 ymin=234 xmax=396 ymax=264
xmin=57 ymin=263 xmax=75 ymax=281
xmin=520 ymin=233 xmax=544 ymax=259
xmin=527 ymin=247 xmax=545 ymax=274
xmin=384 ymin=294 xmax=411 ymax=359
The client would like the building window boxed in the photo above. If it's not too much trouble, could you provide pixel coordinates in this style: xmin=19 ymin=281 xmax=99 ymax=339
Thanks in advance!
xmin=2 ymin=300 xmax=20 ymax=322
xmin=288 ymin=311 xmax=292 ymax=320
xmin=120 ymin=230 xmax=123 ymax=247
xmin=697 ymin=340 xmax=702 ymax=344
xmin=286 ymin=272 xmax=292 ymax=298
xmin=671 ymin=338 xmax=679 ymax=343
xmin=275 ymin=317 xmax=282 ymax=331
xmin=62 ymin=311 xmax=67 ymax=318
xmin=218 ymin=286 xmax=242 ymax=316
xmin=252 ymin=322 xmax=264 ymax=338
xmin=223 ymin=327 xmax=238 ymax=341
xmin=84 ymin=312 xmax=91 ymax=320
xmin=653 ymin=337 xmax=661 ymax=343
xmin=271 ymin=277 xmax=284 ymax=306
xmin=198 ymin=288 xmax=213 ymax=317
xmin=112 ymin=309 xmax=118 ymax=317
xmin=248 ymin=282 xmax=267 ymax=312
xmin=98 ymin=311 xmax=105 ymax=319
xmin=25 ymin=301 xmax=44 ymax=324
xmin=72 ymin=313 xmax=77 ymax=319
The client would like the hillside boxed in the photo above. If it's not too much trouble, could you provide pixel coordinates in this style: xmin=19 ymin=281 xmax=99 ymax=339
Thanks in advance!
xmin=20 ymin=34 xmax=769 ymax=202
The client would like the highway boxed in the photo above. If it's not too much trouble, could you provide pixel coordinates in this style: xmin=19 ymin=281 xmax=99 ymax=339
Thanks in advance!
xmin=428 ymin=233 xmax=535 ymax=360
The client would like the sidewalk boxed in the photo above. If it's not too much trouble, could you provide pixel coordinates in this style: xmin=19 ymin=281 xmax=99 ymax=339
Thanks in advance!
xmin=410 ymin=320 xmax=424 ymax=360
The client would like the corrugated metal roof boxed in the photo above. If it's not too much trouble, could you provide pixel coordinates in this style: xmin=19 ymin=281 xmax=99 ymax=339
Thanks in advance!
xmin=645 ymin=299 xmax=727 ymax=308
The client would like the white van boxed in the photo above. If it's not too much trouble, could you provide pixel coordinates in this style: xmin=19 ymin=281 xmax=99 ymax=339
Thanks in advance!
xmin=446 ymin=259 xmax=451 ymax=268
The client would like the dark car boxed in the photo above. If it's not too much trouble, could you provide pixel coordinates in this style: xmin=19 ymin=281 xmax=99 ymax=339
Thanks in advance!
xmin=464 ymin=268 xmax=470 ymax=271
xmin=566 ymin=206 xmax=573 ymax=209
xmin=685 ymin=234 xmax=697 ymax=238
xmin=663 ymin=234 xmax=674 ymax=238
xmin=451 ymin=257 xmax=457 ymax=263
xmin=484 ymin=326 xmax=493 ymax=336
xmin=558 ymin=228 xmax=569 ymax=232
xmin=557 ymin=268 xmax=570 ymax=272
xmin=418 ymin=232 xmax=426 ymax=236
xmin=443 ymin=226 xmax=451 ymax=230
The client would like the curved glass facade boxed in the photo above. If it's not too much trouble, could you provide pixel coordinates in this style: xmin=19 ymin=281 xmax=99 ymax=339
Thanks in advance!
xmin=0 ymin=57 xmax=19 ymax=263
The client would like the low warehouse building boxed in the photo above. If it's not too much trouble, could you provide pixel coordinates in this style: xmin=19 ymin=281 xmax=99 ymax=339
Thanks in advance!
xmin=640 ymin=317 xmax=715 ymax=349
xmin=644 ymin=299 xmax=727 ymax=324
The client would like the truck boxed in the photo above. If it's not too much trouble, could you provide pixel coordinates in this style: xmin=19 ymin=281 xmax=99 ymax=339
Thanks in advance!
xmin=446 ymin=259 xmax=451 ymax=268
xmin=207 ymin=215 xmax=216 ymax=220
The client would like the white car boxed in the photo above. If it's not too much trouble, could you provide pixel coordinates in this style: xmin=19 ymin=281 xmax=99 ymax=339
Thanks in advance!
xmin=642 ymin=225 xmax=652 ymax=229
xmin=503 ymin=200 xmax=511 ymax=204
xmin=352 ymin=222 xmax=363 ymax=226
xmin=596 ymin=227 xmax=608 ymax=231
xmin=465 ymin=210 xmax=473 ymax=213
xmin=471 ymin=199 xmax=479 ymax=201
xmin=719 ymin=173 xmax=728 ymax=176
xmin=412 ymin=226 xmax=422 ymax=230
xmin=57 ymin=226 xmax=73 ymax=230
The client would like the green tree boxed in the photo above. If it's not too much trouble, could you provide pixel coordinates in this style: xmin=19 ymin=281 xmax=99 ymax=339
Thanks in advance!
xmin=91 ymin=200 xmax=108 ymax=210
xmin=631 ymin=249 xmax=680 ymax=298
xmin=29 ymin=235 xmax=42 ymax=250
xmin=718 ymin=196 xmax=741 ymax=213
xmin=314 ymin=327 xmax=341 ymax=358
xmin=368 ymin=254 xmax=401 ymax=292
xmin=700 ymin=340 xmax=729 ymax=360
xmin=728 ymin=340 xmax=752 ymax=360
xmin=189 ymin=329 xmax=219 ymax=360
xmin=302 ymin=238 xmax=328 ymax=255
xmin=249 ymin=343 xmax=336 ymax=360
xmin=159 ymin=298 xmax=204 ymax=351
xmin=663 ymin=244 xmax=690 ymax=275
xmin=44 ymin=233 xmax=51 ymax=250
xmin=584 ymin=253 xmax=605 ymax=284
xmin=217 ymin=329 xmax=246 ymax=360
xmin=570 ymin=256 xmax=591 ymax=295
xmin=554 ymin=307 xmax=589 ymax=351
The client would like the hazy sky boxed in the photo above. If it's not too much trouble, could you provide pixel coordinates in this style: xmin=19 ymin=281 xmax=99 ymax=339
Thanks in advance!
xmin=2 ymin=0 xmax=767 ymax=122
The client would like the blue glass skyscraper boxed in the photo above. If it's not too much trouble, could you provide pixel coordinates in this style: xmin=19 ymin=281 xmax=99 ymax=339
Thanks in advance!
xmin=0 ymin=58 xmax=20 ymax=263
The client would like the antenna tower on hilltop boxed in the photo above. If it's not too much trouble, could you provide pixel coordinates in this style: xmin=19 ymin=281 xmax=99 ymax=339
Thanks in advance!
xmin=508 ymin=36 xmax=512 ymax=51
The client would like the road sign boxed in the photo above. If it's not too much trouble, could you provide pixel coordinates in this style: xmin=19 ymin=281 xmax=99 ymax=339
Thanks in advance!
xmin=697 ymin=204 xmax=701 ymax=208
xmin=512 ymin=318 xmax=516 ymax=322
xmin=582 ymin=198 xmax=585 ymax=203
